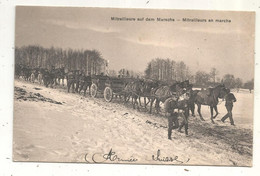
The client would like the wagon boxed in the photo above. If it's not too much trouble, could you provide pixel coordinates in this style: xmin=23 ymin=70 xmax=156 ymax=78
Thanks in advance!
xmin=90 ymin=75 xmax=110 ymax=98
xmin=103 ymin=77 xmax=129 ymax=102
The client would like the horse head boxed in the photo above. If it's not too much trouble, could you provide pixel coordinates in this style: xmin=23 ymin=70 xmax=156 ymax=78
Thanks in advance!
xmin=219 ymin=87 xmax=229 ymax=98
xmin=142 ymin=79 xmax=159 ymax=94
xmin=212 ymin=84 xmax=227 ymax=99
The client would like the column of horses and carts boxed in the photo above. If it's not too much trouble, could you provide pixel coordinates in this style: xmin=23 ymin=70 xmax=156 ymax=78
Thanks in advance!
xmin=15 ymin=65 xmax=230 ymax=138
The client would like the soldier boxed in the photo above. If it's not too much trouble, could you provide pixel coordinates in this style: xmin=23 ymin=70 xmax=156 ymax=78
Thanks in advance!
xmin=67 ymin=70 xmax=76 ymax=93
xmin=75 ymin=70 xmax=81 ymax=93
xmin=164 ymin=97 xmax=179 ymax=140
xmin=221 ymin=88 xmax=237 ymax=125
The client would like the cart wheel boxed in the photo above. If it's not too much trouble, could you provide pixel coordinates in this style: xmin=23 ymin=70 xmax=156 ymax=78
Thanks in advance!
xmin=104 ymin=87 xmax=113 ymax=102
xmin=90 ymin=83 xmax=98 ymax=98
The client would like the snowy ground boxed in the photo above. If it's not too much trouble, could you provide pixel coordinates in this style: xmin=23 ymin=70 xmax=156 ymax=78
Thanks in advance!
xmin=13 ymin=79 xmax=253 ymax=166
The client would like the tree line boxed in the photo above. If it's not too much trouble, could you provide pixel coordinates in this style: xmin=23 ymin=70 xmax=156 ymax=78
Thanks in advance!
xmin=15 ymin=45 xmax=108 ymax=75
xmin=144 ymin=58 xmax=192 ymax=83
xmin=15 ymin=45 xmax=254 ymax=91
xmin=144 ymin=58 xmax=254 ymax=91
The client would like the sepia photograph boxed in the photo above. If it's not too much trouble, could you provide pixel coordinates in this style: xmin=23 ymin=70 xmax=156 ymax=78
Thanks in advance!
xmin=13 ymin=6 xmax=255 ymax=166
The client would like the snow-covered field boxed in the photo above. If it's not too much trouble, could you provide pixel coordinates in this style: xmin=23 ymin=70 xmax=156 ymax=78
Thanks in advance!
xmin=13 ymin=80 xmax=253 ymax=166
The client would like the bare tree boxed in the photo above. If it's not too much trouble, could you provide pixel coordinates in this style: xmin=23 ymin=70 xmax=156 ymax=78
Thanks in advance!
xmin=15 ymin=45 xmax=107 ymax=74
xmin=234 ymin=78 xmax=243 ymax=92
xmin=210 ymin=67 xmax=218 ymax=83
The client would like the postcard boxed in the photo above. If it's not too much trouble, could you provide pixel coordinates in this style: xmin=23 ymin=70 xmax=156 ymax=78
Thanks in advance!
xmin=13 ymin=6 xmax=255 ymax=166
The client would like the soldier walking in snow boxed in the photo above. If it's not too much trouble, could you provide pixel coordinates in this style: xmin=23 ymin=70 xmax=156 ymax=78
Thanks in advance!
xmin=221 ymin=88 xmax=237 ymax=126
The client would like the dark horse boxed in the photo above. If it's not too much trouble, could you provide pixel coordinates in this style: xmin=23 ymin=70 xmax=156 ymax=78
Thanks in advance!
xmin=149 ymin=80 xmax=190 ymax=114
xmin=42 ymin=69 xmax=55 ymax=88
xmin=54 ymin=67 xmax=65 ymax=86
xmin=78 ymin=73 xmax=92 ymax=96
xmin=194 ymin=84 xmax=227 ymax=124
xmin=139 ymin=79 xmax=159 ymax=110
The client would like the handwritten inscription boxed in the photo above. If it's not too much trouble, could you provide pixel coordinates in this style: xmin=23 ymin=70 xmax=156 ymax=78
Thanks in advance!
xmin=85 ymin=148 xmax=138 ymax=163
xmin=152 ymin=149 xmax=190 ymax=164
xmin=85 ymin=148 xmax=190 ymax=164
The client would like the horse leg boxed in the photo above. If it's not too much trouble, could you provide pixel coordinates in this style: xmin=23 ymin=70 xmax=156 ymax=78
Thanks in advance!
xmin=75 ymin=82 xmax=79 ymax=93
xmin=197 ymin=104 xmax=205 ymax=121
xmin=78 ymin=84 xmax=83 ymax=94
xmin=88 ymin=85 xmax=91 ymax=95
xmin=190 ymin=102 xmax=195 ymax=117
xmin=149 ymin=98 xmax=155 ymax=114
xmin=83 ymin=85 xmax=87 ymax=96
xmin=136 ymin=97 xmax=140 ymax=110
xmin=155 ymin=99 xmax=160 ymax=114
xmin=132 ymin=96 xmax=135 ymax=109
xmin=146 ymin=98 xmax=151 ymax=107
xmin=183 ymin=109 xmax=189 ymax=136
xmin=178 ymin=113 xmax=185 ymax=133
xmin=213 ymin=105 xmax=219 ymax=119
xmin=72 ymin=82 xmax=75 ymax=93
xmin=138 ymin=96 xmax=142 ymax=107
xmin=67 ymin=81 xmax=71 ymax=93
xmin=124 ymin=94 xmax=127 ymax=103
xmin=210 ymin=106 xmax=215 ymax=124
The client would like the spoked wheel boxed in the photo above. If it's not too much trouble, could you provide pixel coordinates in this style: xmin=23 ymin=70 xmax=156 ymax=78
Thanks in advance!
xmin=104 ymin=87 xmax=113 ymax=102
xmin=90 ymin=83 xmax=98 ymax=98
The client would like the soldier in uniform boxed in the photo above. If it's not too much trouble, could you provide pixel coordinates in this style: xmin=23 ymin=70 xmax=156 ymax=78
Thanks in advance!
xmin=221 ymin=88 xmax=237 ymax=125
xmin=164 ymin=97 xmax=179 ymax=140
xmin=67 ymin=70 xmax=76 ymax=93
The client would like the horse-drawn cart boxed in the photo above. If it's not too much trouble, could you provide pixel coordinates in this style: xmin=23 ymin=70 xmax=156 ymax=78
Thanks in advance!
xmin=90 ymin=75 xmax=109 ymax=98
xmin=103 ymin=77 xmax=129 ymax=102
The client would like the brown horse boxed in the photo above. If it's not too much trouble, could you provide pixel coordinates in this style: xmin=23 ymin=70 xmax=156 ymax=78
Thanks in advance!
xmin=149 ymin=80 xmax=190 ymax=114
xmin=194 ymin=84 xmax=227 ymax=123
xmin=123 ymin=79 xmax=144 ymax=109
xmin=140 ymin=79 xmax=159 ymax=109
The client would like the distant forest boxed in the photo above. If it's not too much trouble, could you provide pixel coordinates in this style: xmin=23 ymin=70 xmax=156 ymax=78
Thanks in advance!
xmin=15 ymin=45 xmax=108 ymax=75
xmin=15 ymin=45 xmax=254 ymax=91
xmin=143 ymin=58 xmax=254 ymax=91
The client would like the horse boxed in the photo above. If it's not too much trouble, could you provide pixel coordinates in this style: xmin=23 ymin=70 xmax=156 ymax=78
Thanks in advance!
xmin=73 ymin=70 xmax=81 ymax=93
xmin=185 ymin=84 xmax=199 ymax=117
xmin=21 ymin=66 xmax=31 ymax=81
xmin=139 ymin=79 xmax=159 ymax=110
xmin=54 ymin=67 xmax=65 ymax=86
xmin=194 ymin=84 xmax=227 ymax=124
xmin=123 ymin=79 xmax=144 ymax=110
xmin=164 ymin=92 xmax=191 ymax=138
xmin=149 ymin=80 xmax=190 ymax=114
xmin=37 ymin=68 xmax=46 ymax=85
xmin=67 ymin=70 xmax=77 ymax=93
xmin=38 ymin=72 xmax=43 ymax=84
xmin=42 ymin=69 xmax=55 ymax=88
xmin=78 ymin=74 xmax=92 ymax=96
xmin=30 ymin=71 xmax=36 ymax=83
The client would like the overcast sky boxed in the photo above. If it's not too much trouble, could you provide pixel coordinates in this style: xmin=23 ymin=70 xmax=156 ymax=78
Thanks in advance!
xmin=15 ymin=6 xmax=255 ymax=81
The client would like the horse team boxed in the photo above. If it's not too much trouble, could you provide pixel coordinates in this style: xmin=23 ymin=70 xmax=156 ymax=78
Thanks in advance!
xmin=15 ymin=64 xmax=230 ymax=139
xmin=15 ymin=65 xmax=66 ymax=87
